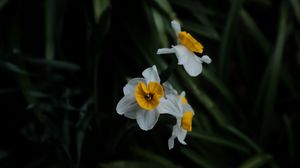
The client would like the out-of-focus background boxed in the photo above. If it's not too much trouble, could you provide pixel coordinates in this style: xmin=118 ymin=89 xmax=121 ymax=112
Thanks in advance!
xmin=0 ymin=0 xmax=300 ymax=167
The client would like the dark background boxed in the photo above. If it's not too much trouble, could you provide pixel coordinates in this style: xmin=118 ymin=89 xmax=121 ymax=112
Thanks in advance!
xmin=0 ymin=0 xmax=300 ymax=167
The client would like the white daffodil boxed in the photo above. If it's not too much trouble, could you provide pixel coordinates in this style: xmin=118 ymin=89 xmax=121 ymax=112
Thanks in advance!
xmin=116 ymin=65 xmax=174 ymax=131
xmin=161 ymin=91 xmax=195 ymax=150
xmin=157 ymin=20 xmax=211 ymax=77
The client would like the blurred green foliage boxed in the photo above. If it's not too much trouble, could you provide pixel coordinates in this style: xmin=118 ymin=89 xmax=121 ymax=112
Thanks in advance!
xmin=0 ymin=0 xmax=300 ymax=167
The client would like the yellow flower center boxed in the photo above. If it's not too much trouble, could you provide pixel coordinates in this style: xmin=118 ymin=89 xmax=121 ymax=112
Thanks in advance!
xmin=135 ymin=82 xmax=164 ymax=110
xmin=181 ymin=97 xmax=188 ymax=104
xmin=178 ymin=31 xmax=204 ymax=54
xmin=181 ymin=111 xmax=193 ymax=131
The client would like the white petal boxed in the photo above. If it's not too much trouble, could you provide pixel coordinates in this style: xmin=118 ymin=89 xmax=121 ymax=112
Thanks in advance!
xmin=136 ymin=109 xmax=160 ymax=131
xmin=183 ymin=54 xmax=203 ymax=77
xmin=200 ymin=55 xmax=212 ymax=64
xmin=116 ymin=95 xmax=139 ymax=118
xmin=124 ymin=109 xmax=138 ymax=119
xmin=169 ymin=123 xmax=187 ymax=149
xmin=163 ymin=82 xmax=178 ymax=95
xmin=168 ymin=135 xmax=176 ymax=150
xmin=173 ymin=45 xmax=204 ymax=76
xmin=157 ymin=48 xmax=175 ymax=55
xmin=182 ymin=103 xmax=194 ymax=114
xmin=157 ymin=96 xmax=182 ymax=117
xmin=171 ymin=20 xmax=181 ymax=35
xmin=168 ymin=125 xmax=179 ymax=149
xmin=176 ymin=128 xmax=187 ymax=145
xmin=178 ymin=91 xmax=186 ymax=104
xmin=171 ymin=125 xmax=187 ymax=146
xmin=123 ymin=78 xmax=145 ymax=95
xmin=142 ymin=65 xmax=160 ymax=84
xmin=173 ymin=45 xmax=191 ymax=65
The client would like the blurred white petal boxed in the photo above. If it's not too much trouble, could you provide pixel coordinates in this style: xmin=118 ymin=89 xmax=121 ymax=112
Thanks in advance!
xmin=171 ymin=20 xmax=181 ymax=35
xmin=177 ymin=129 xmax=187 ymax=145
xmin=173 ymin=45 xmax=190 ymax=65
xmin=182 ymin=54 xmax=203 ymax=77
xmin=123 ymin=78 xmax=145 ymax=95
xmin=168 ymin=135 xmax=176 ymax=150
xmin=142 ymin=65 xmax=160 ymax=84
xmin=163 ymin=82 xmax=178 ymax=95
xmin=157 ymin=96 xmax=182 ymax=117
xmin=157 ymin=48 xmax=175 ymax=55
xmin=200 ymin=55 xmax=212 ymax=64
xmin=116 ymin=95 xmax=139 ymax=117
xmin=136 ymin=109 xmax=160 ymax=131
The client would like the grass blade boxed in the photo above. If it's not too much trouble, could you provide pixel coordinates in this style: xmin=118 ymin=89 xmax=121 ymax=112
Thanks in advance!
xmin=203 ymin=69 xmax=235 ymax=106
xmin=290 ymin=0 xmax=300 ymax=24
xmin=189 ymin=131 xmax=249 ymax=153
xmin=226 ymin=126 xmax=262 ymax=153
xmin=240 ymin=9 xmax=271 ymax=55
xmin=283 ymin=114 xmax=295 ymax=167
xmin=177 ymin=69 xmax=228 ymax=126
xmin=238 ymin=154 xmax=273 ymax=168
xmin=45 ymin=0 xmax=56 ymax=60
xmin=219 ymin=0 xmax=244 ymax=76
xmin=181 ymin=148 xmax=213 ymax=168
xmin=260 ymin=2 xmax=288 ymax=142
xmin=1 ymin=61 xmax=28 ymax=75
xmin=133 ymin=148 xmax=182 ymax=168
xmin=93 ymin=0 xmax=110 ymax=23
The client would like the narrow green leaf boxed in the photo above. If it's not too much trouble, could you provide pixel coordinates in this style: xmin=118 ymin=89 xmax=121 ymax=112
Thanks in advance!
xmin=191 ymin=14 xmax=220 ymax=41
xmin=0 ymin=0 xmax=9 ymax=9
xmin=183 ymin=20 xmax=220 ymax=41
xmin=202 ymin=69 xmax=235 ymax=106
xmin=238 ymin=154 xmax=272 ymax=168
xmin=152 ymin=8 xmax=169 ymax=48
xmin=181 ymin=148 xmax=213 ymax=168
xmin=226 ymin=126 xmax=262 ymax=153
xmin=25 ymin=90 xmax=48 ymax=98
xmin=250 ymin=0 xmax=271 ymax=6
xmin=189 ymin=132 xmax=249 ymax=153
xmin=1 ymin=62 xmax=28 ymax=75
xmin=100 ymin=161 xmax=159 ymax=168
xmin=283 ymin=115 xmax=295 ymax=166
xmin=296 ymin=27 xmax=300 ymax=68
xmin=93 ymin=0 xmax=110 ymax=23
xmin=260 ymin=2 xmax=288 ymax=142
xmin=240 ymin=9 xmax=271 ymax=55
xmin=219 ymin=0 xmax=244 ymax=76
xmin=0 ymin=88 xmax=17 ymax=94
xmin=177 ymin=69 xmax=228 ymax=126
xmin=133 ymin=148 xmax=182 ymax=168
xmin=153 ymin=0 xmax=176 ymax=19
xmin=290 ymin=0 xmax=300 ymax=24
xmin=45 ymin=0 xmax=56 ymax=60
xmin=76 ymin=129 xmax=85 ymax=167
xmin=169 ymin=0 xmax=217 ymax=17
xmin=127 ymin=3 xmax=167 ymax=70
xmin=25 ymin=58 xmax=80 ymax=71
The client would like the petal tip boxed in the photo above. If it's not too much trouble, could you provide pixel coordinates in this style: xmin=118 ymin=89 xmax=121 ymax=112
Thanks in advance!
xmin=171 ymin=20 xmax=181 ymax=35
xmin=201 ymin=55 xmax=212 ymax=64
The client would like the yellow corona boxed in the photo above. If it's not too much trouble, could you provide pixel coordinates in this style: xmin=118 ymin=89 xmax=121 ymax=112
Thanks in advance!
xmin=178 ymin=31 xmax=203 ymax=54
xmin=135 ymin=82 xmax=164 ymax=110
xmin=181 ymin=111 xmax=194 ymax=131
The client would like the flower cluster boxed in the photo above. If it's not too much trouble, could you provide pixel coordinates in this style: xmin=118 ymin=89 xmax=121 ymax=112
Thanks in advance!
xmin=116 ymin=20 xmax=211 ymax=150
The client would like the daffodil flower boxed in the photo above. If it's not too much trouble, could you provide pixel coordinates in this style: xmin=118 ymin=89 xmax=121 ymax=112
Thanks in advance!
xmin=160 ymin=91 xmax=194 ymax=150
xmin=157 ymin=20 xmax=211 ymax=77
xmin=116 ymin=65 xmax=173 ymax=131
